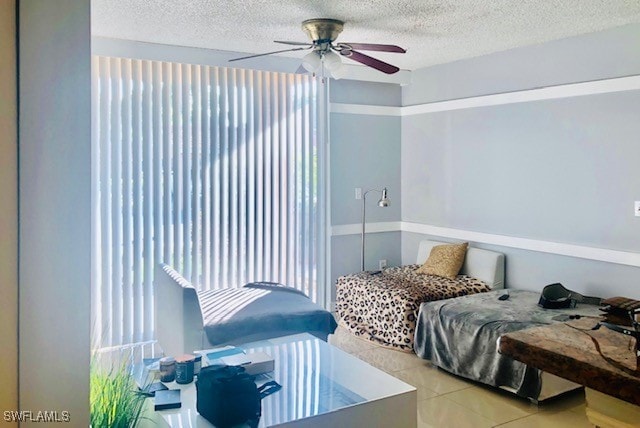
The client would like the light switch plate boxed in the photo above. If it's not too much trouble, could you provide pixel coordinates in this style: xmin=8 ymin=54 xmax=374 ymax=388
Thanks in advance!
xmin=635 ymin=201 xmax=640 ymax=217
xmin=355 ymin=188 xmax=362 ymax=200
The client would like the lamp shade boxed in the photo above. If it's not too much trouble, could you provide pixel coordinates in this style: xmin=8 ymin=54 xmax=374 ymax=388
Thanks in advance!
xmin=323 ymin=50 xmax=342 ymax=71
xmin=302 ymin=51 xmax=321 ymax=72
xmin=377 ymin=187 xmax=390 ymax=207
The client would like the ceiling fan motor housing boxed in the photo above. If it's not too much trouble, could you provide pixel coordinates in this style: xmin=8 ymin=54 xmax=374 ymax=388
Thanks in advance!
xmin=302 ymin=18 xmax=344 ymax=45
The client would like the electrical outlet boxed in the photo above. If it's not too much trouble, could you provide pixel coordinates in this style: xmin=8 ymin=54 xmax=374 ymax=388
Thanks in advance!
xmin=379 ymin=259 xmax=387 ymax=269
xmin=355 ymin=188 xmax=362 ymax=200
xmin=635 ymin=201 xmax=640 ymax=217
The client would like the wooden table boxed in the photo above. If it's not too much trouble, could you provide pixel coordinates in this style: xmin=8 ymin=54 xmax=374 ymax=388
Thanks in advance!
xmin=499 ymin=318 xmax=640 ymax=427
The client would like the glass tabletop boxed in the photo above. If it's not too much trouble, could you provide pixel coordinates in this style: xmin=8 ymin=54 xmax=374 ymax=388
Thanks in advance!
xmin=158 ymin=333 xmax=415 ymax=427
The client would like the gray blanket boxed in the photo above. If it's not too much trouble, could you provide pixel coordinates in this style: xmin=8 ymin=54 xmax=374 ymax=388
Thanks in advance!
xmin=198 ymin=282 xmax=337 ymax=345
xmin=414 ymin=289 xmax=601 ymax=400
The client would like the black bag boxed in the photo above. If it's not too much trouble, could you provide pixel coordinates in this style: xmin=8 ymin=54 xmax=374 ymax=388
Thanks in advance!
xmin=196 ymin=364 xmax=280 ymax=428
xmin=538 ymin=283 xmax=601 ymax=309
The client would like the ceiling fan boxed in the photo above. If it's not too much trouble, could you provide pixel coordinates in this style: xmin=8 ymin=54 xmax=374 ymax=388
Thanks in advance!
xmin=229 ymin=18 xmax=406 ymax=75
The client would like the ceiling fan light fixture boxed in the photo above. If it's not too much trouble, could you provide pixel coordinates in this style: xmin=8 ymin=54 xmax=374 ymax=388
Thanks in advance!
xmin=323 ymin=50 xmax=342 ymax=72
xmin=329 ymin=64 xmax=347 ymax=80
xmin=302 ymin=51 xmax=321 ymax=72
xmin=231 ymin=18 xmax=405 ymax=76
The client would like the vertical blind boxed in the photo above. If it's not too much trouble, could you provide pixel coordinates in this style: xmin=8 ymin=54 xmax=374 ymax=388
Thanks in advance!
xmin=91 ymin=56 xmax=326 ymax=348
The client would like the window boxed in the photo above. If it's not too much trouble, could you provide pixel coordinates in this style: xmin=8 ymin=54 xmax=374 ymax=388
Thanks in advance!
xmin=91 ymin=56 xmax=327 ymax=348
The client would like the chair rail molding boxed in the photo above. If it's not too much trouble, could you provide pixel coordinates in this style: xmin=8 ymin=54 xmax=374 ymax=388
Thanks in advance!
xmin=331 ymin=221 xmax=640 ymax=268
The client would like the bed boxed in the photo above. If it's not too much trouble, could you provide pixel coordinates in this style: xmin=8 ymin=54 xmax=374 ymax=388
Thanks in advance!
xmin=414 ymin=289 xmax=602 ymax=401
xmin=336 ymin=240 xmax=505 ymax=350
xmin=155 ymin=264 xmax=337 ymax=357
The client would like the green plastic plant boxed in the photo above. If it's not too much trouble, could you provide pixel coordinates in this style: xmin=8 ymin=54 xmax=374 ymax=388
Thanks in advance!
xmin=90 ymin=356 xmax=148 ymax=428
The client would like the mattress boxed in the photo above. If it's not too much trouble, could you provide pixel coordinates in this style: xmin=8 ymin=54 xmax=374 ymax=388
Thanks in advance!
xmin=336 ymin=265 xmax=490 ymax=351
xmin=414 ymin=289 xmax=602 ymax=401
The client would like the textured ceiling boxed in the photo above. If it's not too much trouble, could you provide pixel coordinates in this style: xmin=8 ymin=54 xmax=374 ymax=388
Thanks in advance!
xmin=92 ymin=0 xmax=640 ymax=71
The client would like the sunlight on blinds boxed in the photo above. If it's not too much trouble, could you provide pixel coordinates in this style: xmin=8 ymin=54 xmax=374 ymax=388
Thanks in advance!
xmin=91 ymin=56 xmax=324 ymax=348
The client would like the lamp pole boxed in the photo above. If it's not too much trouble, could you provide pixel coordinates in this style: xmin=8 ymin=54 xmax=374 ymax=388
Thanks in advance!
xmin=361 ymin=188 xmax=390 ymax=271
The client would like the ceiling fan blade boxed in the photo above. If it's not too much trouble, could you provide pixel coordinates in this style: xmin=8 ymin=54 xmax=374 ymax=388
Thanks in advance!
xmin=274 ymin=40 xmax=313 ymax=47
xmin=337 ymin=42 xmax=406 ymax=53
xmin=340 ymin=49 xmax=400 ymax=74
xmin=229 ymin=46 xmax=309 ymax=62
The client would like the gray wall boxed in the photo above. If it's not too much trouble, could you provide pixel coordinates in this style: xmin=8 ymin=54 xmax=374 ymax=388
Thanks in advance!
xmin=329 ymin=80 xmax=402 ymax=302
xmin=402 ymin=92 xmax=640 ymax=250
xmin=331 ymin=79 xmax=402 ymax=107
xmin=330 ymin=113 xmax=401 ymax=226
xmin=332 ymin=232 xmax=403 ymax=282
xmin=19 ymin=0 xmax=91 ymax=424
xmin=403 ymin=23 xmax=640 ymax=106
xmin=401 ymin=23 xmax=640 ymax=299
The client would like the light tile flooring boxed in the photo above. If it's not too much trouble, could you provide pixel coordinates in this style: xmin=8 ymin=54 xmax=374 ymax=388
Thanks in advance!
xmin=328 ymin=326 xmax=593 ymax=428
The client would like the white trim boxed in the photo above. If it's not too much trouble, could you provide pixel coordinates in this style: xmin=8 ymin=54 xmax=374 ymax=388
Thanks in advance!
xmin=331 ymin=221 xmax=640 ymax=268
xmin=330 ymin=221 xmax=401 ymax=236
xmin=331 ymin=74 xmax=640 ymax=116
xmin=330 ymin=103 xmax=403 ymax=116
xmin=404 ymin=74 xmax=640 ymax=115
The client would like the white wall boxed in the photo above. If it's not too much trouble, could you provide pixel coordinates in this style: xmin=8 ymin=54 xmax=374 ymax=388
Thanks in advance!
xmin=401 ymin=24 xmax=640 ymax=298
xmin=0 ymin=0 xmax=18 ymax=421
xmin=19 ymin=0 xmax=91 ymax=424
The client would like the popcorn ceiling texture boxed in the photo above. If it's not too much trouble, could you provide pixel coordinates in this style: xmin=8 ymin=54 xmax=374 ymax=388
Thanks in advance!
xmin=92 ymin=0 xmax=640 ymax=70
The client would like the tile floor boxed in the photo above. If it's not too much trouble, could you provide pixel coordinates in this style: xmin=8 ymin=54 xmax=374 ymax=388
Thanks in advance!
xmin=328 ymin=326 xmax=593 ymax=428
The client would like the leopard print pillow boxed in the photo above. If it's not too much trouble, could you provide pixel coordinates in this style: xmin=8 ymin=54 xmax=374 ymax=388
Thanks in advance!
xmin=416 ymin=242 xmax=468 ymax=279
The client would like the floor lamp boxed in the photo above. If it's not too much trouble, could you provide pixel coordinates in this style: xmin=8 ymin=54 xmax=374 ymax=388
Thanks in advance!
xmin=361 ymin=187 xmax=390 ymax=271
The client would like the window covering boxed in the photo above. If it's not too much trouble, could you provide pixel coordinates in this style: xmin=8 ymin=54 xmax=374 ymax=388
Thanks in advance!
xmin=91 ymin=56 xmax=326 ymax=348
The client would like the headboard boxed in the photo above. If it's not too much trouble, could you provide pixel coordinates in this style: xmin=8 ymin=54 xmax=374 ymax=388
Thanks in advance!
xmin=416 ymin=240 xmax=505 ymax=289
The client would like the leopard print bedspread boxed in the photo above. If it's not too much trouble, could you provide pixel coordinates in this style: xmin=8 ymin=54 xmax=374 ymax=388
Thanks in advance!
xmin=336 ymin=265 xmax=490 ymax=351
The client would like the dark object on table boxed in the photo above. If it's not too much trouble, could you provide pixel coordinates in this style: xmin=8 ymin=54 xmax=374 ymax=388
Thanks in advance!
xmin=595 ymin=302 xmax=640 ymax=369
xmin=551 ymin=314 xmax=582 ymax=322
xmin=154 ymin=389 xmax=181 ymax=410
xmin=538 ymin=283 xmax=601 ymax=309
xmin=196 ymin=364 xmax=281 ymax=428
xmin=159 ymin=357 xmax=176 ymax=382
xmin=140 ymin=381 xmax=168 ymax=397
xmin=600 ymin=296 xmax=640 ymax=326
xmin=175 ymin=354 xmax=195 ymax=384
xmin=193 ymin=354 xmax=202 ymax=375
